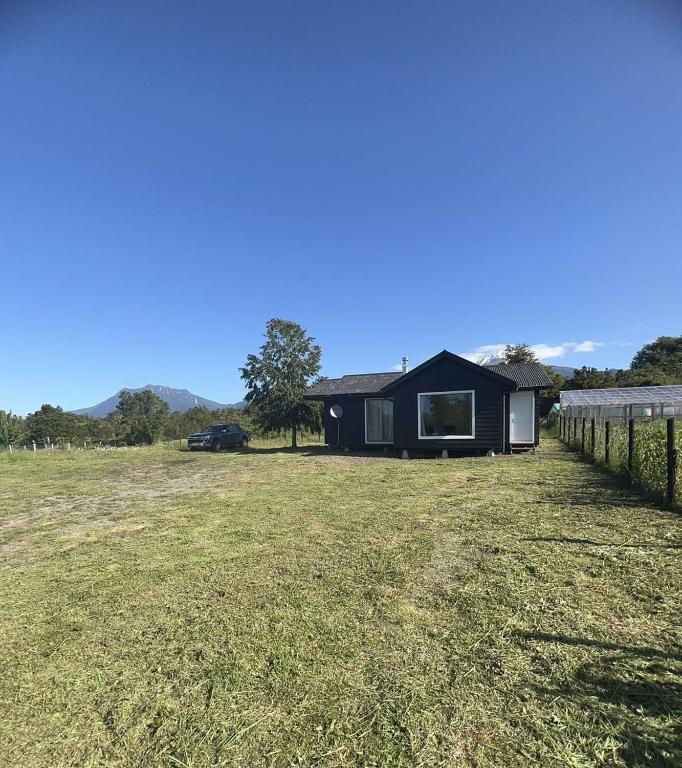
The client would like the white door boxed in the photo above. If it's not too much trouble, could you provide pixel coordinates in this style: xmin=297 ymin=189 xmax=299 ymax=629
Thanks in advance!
xmin=510 ymin=391 xmax=534 ymax=443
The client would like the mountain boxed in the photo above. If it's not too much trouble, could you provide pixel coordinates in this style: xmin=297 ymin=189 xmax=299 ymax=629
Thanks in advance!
xmin=72 ymin=385 xmax=245 ymax=418
xmin=550 ymin=365 xmax=576 ymax=378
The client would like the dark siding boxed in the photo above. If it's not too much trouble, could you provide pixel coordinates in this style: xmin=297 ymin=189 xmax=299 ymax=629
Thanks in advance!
xmin=320 ymin=359 xmax=525 ymax=455
xmin=322 ymin=396 xmax=369 ymax=448
xmin=503 ymin=391 xmax=510 ymax=452
xmin=388 ymin=357 xmax=510 ymax=454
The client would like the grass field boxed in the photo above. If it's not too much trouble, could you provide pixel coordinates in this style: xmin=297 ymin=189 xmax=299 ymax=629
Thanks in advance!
xmin=1 ymin=438 xmax=680 ymax=767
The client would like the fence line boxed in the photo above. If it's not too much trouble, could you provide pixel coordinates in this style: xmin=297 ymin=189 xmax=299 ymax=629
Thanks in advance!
xmin=0 ymin=440 xmax=165 ymax=453
xmin=557 ymin=413 xmax=681 ymax=510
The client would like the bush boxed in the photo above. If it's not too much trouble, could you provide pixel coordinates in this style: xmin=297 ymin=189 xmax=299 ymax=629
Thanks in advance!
xmin=609 ymin=422 xmax=629 ymax=476
xmin=631 ymin=421 xmax=667 ymax=501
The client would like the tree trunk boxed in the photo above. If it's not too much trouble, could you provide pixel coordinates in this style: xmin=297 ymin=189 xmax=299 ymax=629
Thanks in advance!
xmin=291 ymin=425 xmax=297 ymax=448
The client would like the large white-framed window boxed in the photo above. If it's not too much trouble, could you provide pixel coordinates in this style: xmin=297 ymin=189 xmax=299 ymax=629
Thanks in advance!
xmin=418 ymin=390 xmax=475 ymax=439
xmin=365 ymin=398 xmax=394 ymax=444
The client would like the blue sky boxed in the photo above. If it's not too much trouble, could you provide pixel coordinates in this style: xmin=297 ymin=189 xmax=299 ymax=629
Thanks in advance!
xmin=2 ymin=1 xmax=682 ymax=414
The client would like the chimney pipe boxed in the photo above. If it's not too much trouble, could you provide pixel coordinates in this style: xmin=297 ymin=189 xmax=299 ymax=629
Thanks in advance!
xmin=402 ymin=356 xmax=409 ymax=375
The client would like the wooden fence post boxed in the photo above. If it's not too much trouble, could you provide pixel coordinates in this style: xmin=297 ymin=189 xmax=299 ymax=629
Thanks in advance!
xmin=581 ymin=417 xmax=585 ymax=453
xmin=591 ymin=418 xmax=596 ymax=458
xmin=605 ymin=421 xmax=610 ymax=466
xmin=667 ymin=418 xmax=677 ymax=507
xmin=574 ymin=417 xmax=578 ymax=449
xmin=560 ymin=415 xmax=564 ymax=441
xmin=627 ymin=418 xmax=635 ymax=482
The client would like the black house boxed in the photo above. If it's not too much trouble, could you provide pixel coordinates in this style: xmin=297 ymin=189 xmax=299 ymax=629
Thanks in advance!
xmin=304 ymin=350 xmax=554 ymax=455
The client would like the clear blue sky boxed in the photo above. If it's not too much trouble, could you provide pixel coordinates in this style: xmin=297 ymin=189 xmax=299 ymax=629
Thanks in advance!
xmin=2 ymin=1 xmax=681 ymax=414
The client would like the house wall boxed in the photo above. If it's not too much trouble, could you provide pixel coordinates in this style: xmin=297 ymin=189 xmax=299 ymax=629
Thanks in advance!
xmin=534 ymin=389 xmax=541 ymax=446
xmin=322 ymin=396 xmax=368 ymax=448
xmin=387 ymin=356 xmax=512 ymax=454
xmin=316 ymin=360 xmax=545 ymax=455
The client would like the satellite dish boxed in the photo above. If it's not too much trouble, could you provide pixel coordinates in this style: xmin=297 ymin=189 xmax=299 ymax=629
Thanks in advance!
xmin=330 ymin=404 xmax=344 ymax=419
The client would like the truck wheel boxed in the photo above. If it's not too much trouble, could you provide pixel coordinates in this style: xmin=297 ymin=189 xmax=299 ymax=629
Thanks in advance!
xmin=211 ymin=439 xmax=221 ymax=452
xmin=240 ymin=437 xmax=248 ymax=449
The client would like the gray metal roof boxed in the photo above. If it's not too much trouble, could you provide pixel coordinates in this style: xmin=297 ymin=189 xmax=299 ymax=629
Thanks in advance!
xmin=561 ymin=385 xmax=682 ymax=407
xmin=485 ymin=362 xmax=555 ymax=388
xmin=305 ymin=358 xmax=556 ymax=399
xmin=304 ymin=372 xmax=402 ymax=398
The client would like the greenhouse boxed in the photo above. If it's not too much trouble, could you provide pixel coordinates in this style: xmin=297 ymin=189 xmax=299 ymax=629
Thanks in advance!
xmin=560 ymin=384 xmax=682 ymax=421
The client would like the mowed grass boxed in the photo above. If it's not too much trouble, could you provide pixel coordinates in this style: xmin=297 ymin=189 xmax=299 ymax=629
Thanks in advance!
xmin=0 ymin=439 xmax=680 ymax=767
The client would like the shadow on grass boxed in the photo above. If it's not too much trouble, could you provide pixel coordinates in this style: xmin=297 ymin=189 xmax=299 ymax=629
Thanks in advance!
xmin=234 ymin=445 xmax=334 ymax=456
xmin=180 ymin=445 xmax=332 ymax=456
xmin=523 ymin=536 xmax=682 ymax=550
xmin=516 ymin=630 xmax=682 ymax=766
xmin=555 ymin=442 xmax=680 ymax=513
xmin=536 ymin=449 xmax=669 ymax=513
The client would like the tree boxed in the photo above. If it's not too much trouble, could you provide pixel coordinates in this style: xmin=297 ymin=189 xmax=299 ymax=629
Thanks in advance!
xmin=502 ymin=344 xmax=537 ymax=364
xmin=631 ymin=336 xmax=682 ymax=374
xmin=538 ymin=366 xmax=565 ymax=417
xmin=116 ymin=389 xmax=170 ymax=445
xmin=25 ymin=404 xmax=84 ymax=444
xmin=240 ymin=318 xmax=322 ymax=447
xmin=0 ymin=410 xmax=25 ymax=446
xmin=565 ymin=366 xmax=616 ymax=391
xmin=616 ymin=365 xmax=681 ymax=388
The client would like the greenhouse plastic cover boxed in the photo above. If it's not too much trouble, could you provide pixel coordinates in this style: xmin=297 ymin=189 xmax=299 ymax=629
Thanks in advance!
xmin=561 ymin=385 xmax=682 ymax=407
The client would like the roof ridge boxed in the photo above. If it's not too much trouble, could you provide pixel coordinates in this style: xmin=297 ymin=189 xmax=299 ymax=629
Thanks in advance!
xmin=341 ymin=371 xmax=401 ymax=377
xmin=486 ymin=361 xmax=542 ymax=366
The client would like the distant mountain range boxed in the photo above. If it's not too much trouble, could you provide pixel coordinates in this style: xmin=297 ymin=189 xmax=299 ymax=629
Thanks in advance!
xmin=72 ymin=385 xmax=245 ymax=418
xmin=550 ymin=365 xmax=577 ymax=377
xmin=72 ymin=360 xmax=576 ymax=419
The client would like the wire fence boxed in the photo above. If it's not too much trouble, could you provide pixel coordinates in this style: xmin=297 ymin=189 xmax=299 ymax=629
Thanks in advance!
xmin=555 ymin=414 xmax=681 ymax=510
xmin=0 ymin=440 xmax=154 ymax=453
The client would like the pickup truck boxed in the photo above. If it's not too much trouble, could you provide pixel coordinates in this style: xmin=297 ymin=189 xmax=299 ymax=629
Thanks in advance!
xmin=187 ymin=423 xmax=251 ymax=452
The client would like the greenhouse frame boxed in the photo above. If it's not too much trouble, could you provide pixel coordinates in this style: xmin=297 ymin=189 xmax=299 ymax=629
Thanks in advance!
xmin=560 ymin=385 xmax=682 ymax=422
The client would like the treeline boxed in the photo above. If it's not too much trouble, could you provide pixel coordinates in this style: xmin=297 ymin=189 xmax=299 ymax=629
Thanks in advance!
xmin=3 ymin=334 xmax=679 ymax=446
xmin=538 ymin=336 xmax=682 ymax=416
xmin=0 ymin=391 xmax=254 ymax=448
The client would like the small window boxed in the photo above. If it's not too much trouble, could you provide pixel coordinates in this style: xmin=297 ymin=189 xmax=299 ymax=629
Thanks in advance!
xmin=227 ymin=425 xmax=239 ymax=433
xmin=365 ymin=399 xmax=393 ymax=443
xmin=418 ymin=391 xmax=474 ymax=439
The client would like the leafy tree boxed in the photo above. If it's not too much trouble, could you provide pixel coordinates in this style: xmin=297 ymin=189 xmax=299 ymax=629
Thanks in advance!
xmin=615 ymin=365 xmax=681 ymax=388
xmin=503 ymin=344 xmax=537 ymax=364
xmin=538 ymin=366 xmax=565 ymax=417
xmin=25 ymin=404 xmax=86 ymax=444
xmin=0 ymin=410 xmax=25 ymax=446
xmin=116 ymin=389 xmax=170 ymax=445
xmin=631 ymin=336 xmax=682 ymax=374
xmin=162 ymin=406 xmax=256 ymax=440
xmin=241 ymin=318 xmax=322 ymax=447
xmin=565 ymin=366 xmax=616 ymax=391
